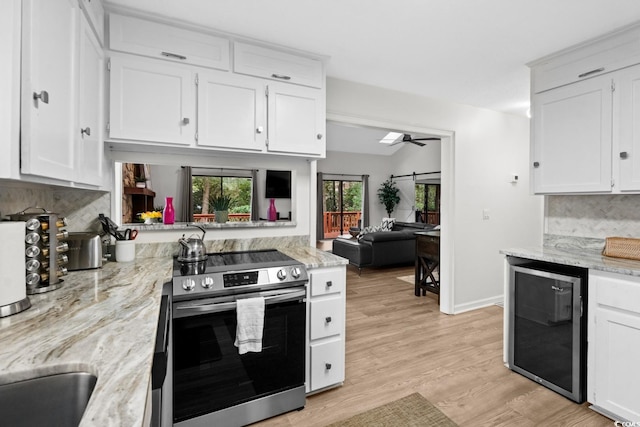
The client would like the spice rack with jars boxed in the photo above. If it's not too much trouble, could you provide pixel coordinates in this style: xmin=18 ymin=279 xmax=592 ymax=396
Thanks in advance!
xmin=9 ymin=208 xmax=70 ymax=294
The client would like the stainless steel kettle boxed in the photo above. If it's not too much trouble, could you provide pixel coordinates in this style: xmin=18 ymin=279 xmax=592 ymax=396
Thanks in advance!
xmin=177 ymin=225 xmax=208 ymax=262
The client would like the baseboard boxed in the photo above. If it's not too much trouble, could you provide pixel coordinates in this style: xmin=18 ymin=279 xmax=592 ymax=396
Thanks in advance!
xmin=453 ymin=295 xmax=504 ymax=314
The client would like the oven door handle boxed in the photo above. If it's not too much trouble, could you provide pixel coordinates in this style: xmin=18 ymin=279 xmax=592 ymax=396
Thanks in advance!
xmin=173 ymin=288 xmax=306 ymax=317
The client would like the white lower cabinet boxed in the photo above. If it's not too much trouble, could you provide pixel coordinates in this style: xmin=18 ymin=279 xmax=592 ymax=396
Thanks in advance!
xmin=588 ymin=271 xmax=640 ymax=421
xmin=306 ymin=265 xmax=346 ymax=394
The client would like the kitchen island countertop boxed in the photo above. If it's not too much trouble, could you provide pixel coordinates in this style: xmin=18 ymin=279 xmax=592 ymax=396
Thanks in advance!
xmin=0 ymin=246 xmax=347 ymax=426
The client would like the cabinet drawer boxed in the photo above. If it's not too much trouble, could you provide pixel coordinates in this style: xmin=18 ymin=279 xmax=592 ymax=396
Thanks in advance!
xmin=592 ymin=271 xmax=640 ymax=315
xmin=310 ymin=267 xmax=345 ymax=297
xmin=234 ymin=42 xmax=323 ymax=88
xmin=310 ymin=339 xmax=344 ymax=391
xmin=310 ymin=298 xmax=343 ymax=340
xmin=531 ymin=26 xmax=640 ymax=93
xmin=109 ymin=14 xmax=230 ymax=70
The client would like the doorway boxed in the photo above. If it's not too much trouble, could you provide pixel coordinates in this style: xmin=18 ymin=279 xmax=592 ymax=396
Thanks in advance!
xmin=322 ymin=178 xmax=362 ymax=239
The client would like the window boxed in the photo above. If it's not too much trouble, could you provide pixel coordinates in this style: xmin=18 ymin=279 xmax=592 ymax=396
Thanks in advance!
xmin=192 ymin=169 xmax=253 ymax=222
xmin=322 ymin=179 xmax=362 ymax=238
xmin=415 ymin=183 xmax=440 ymax=225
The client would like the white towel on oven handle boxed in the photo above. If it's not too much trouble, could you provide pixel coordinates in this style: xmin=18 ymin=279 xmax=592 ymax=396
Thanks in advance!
xmin=234 ymin=296 xmax=265 ymax=354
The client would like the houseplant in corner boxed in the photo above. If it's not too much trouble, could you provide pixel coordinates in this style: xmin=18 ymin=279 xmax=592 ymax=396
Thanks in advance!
xmin=211 ymin=195 xmax=232 ymax=223
xmin=377 ymin=179 xmax=400 ymax=217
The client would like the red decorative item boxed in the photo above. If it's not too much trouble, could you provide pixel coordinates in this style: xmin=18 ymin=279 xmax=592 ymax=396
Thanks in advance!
xmin=163 ymin=196 xmax=175 ymax=224
xmin=268 ymin=198 xmax=277 ymax=221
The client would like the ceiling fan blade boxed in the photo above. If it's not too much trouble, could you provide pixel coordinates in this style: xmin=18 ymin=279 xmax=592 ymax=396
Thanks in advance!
xmin=409 ymin=140 xmax=426 ymax=147
xmin=411 ymin=137 xmax=441 ymax=141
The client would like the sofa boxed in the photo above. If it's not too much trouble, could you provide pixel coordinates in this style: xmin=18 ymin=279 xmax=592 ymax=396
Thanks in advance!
xmin=332 ymin=221 xmax=437 ymax=272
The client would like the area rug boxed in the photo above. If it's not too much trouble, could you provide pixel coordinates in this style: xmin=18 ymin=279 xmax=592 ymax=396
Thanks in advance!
xmin=326 ymin=393 xmax=458 ymax=427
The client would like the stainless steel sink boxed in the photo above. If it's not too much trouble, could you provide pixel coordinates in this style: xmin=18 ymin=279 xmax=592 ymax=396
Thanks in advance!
xmin=0 ymin=372 xmax=97 ymax=427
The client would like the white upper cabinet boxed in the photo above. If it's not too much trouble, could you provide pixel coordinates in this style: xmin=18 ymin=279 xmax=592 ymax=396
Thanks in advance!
xmin=109 ymin=54 xmax=196 ymax=145
xmin=109 ymin=14 xmax=230 ymax=71
xmin=197 ymin=71 xmax=265 ymax=151
xmin=234 ymin=42 xmax=323 ymax=88
xmin=21 ymin=0 xmax=79 ymax=182
xmin=531 ymin=76 xmax=613 ymax=194
xmin=106 ymin=13 xmax=326 ymax=158
xmin=77 ymin=14 xmax=104 ymax=186
xmin=267 ymin=83 xmax=325 ymax=156
xmin=616 ymin=64 xmax=640 ymax=191
xmin=530 ymin=24 xmax=640 ymax=194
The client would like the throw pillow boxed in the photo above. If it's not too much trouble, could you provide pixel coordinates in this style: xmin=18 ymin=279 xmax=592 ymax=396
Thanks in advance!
xmin=357 ymin=225 xmax=381 ymax=240
xmin=381 ymin=217 xmax=396 ymax=231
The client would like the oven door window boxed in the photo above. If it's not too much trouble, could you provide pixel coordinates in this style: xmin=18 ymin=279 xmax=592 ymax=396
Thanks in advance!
xmin=172 ymin=299 xmax=305 ymax=423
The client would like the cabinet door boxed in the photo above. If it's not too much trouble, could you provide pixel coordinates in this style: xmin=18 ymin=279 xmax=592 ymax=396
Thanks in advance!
xmin=309 ymin=297 xmax=343 ymax=340
xmin=531 ymin=76 xmax=613 ymax=194
xmin=109 ymin=55 xmax=195 ymax=145
xmin=593 ymin=306 xmax=640 ymax=421
xmin=76 ymin=16 xmax=104 ymax=186
xmin=266 ymin=84 xmax=325 ymax=156
xmin=617 ymin=64 xmax=640 ymax=191
xmin=21 ymin=0 xmax=78 ymax=181
xmin=197 ymin=72 xmax=265 ymax=151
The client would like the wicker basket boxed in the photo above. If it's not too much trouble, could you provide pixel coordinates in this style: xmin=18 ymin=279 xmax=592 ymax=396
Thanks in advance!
xmin=602 ymin=237 xmax=640 ymax=261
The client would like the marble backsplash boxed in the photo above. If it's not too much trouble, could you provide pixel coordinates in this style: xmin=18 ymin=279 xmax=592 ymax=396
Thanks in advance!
xmin=546 ymin=194 xmax=640 ymax=239
xmin=0 ymin=182 xmax=110 ymax=233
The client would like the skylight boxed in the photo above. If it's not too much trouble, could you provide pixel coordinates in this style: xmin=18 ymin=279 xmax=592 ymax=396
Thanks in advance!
xmin=379 ymin=132 xmax=403 ymax=144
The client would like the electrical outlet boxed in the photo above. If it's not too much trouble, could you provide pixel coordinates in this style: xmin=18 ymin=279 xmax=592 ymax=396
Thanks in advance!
xmin=482 ymin=209 xmax=490 ymax=220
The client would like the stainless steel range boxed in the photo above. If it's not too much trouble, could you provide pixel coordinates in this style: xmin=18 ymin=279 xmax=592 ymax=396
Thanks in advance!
xmin=170 ymin=249 xmax=308 ymax=427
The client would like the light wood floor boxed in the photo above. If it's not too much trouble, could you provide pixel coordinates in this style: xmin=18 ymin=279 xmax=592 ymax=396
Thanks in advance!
xmin=255 ymin=265 xmax=611 ymax=427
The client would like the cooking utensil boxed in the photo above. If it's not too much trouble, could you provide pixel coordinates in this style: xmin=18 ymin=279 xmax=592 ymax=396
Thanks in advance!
xmin=123 ymin=229 xmax=138 ymax=240
xmin=177 ymin=224 xmax=207 ymax=262
xmin=98 ymin=214 xmax=125 ymax=241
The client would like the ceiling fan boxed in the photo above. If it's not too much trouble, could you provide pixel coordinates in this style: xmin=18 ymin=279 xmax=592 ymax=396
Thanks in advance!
xmin=395 ymin=134 xmax=441 ymax=147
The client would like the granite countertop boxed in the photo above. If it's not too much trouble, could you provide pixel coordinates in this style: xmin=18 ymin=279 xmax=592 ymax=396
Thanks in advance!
xmin=500 ymin=240 xmax=640 ymax=277
xmin=0 ymin=246 xmax=346 ymax=426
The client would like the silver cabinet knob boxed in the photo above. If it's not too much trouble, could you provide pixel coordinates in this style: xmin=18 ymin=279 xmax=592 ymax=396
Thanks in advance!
xmin=80 ymin=127 xmax=91 ymax=137
xmin=256 ymin=126 xmax=264 ymax=134
xmin=33 ymin=90 xmax=49 ymax=104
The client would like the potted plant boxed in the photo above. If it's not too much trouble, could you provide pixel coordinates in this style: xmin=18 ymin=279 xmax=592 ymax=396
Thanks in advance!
xmin=377 ymin=179 xmax=400 ymax=217
xmin=134 ymin=175 xmax=146 ymax=188
xmin=211 ymin=195 xmax=232 ymax=223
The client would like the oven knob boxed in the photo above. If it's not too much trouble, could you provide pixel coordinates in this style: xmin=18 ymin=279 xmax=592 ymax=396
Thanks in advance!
xmin=202 ymin=276 xmax=214 ymax=289
xmin=291 ymin=267 xmax=301 ymax=279
xmin=277 ymin=269 xmax=287 ymax=280
xmin=182 ymin=278 xmax=196 ymax=291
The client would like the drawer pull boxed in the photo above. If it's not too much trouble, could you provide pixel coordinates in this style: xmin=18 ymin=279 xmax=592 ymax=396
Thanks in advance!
xmin=80 ymin=127 xmax=91 ymax=137
xmin=325 ymin=316 xmax=332 ymax=323
xmin=533 ymin=161 xmax=540 ymax=168
xmin=326 ymin=281 xmax=333 ymax=287
xmin=182 ymin=118 xmax=190 ymax=125
xmin=620 ymin=151 xmax=629 ymax=159
xmin=271 ymin=73 xmax=291 ymax=80
xmin=578 ymin=67 xmax=605 ymax=79
xmin=325 ymin=363 xmax=332 ymax=370
xmin=161 ymin=51 xmax=187 ymax=60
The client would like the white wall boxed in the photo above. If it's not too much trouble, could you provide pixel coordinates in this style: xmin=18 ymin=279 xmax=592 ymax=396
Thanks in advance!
xmin=326 ymin=77 xmax=544 ymax=313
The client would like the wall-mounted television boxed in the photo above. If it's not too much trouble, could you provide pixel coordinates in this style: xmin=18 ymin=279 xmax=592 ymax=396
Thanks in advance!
xmin=265 ymin=170 xmax=291 ymax=199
